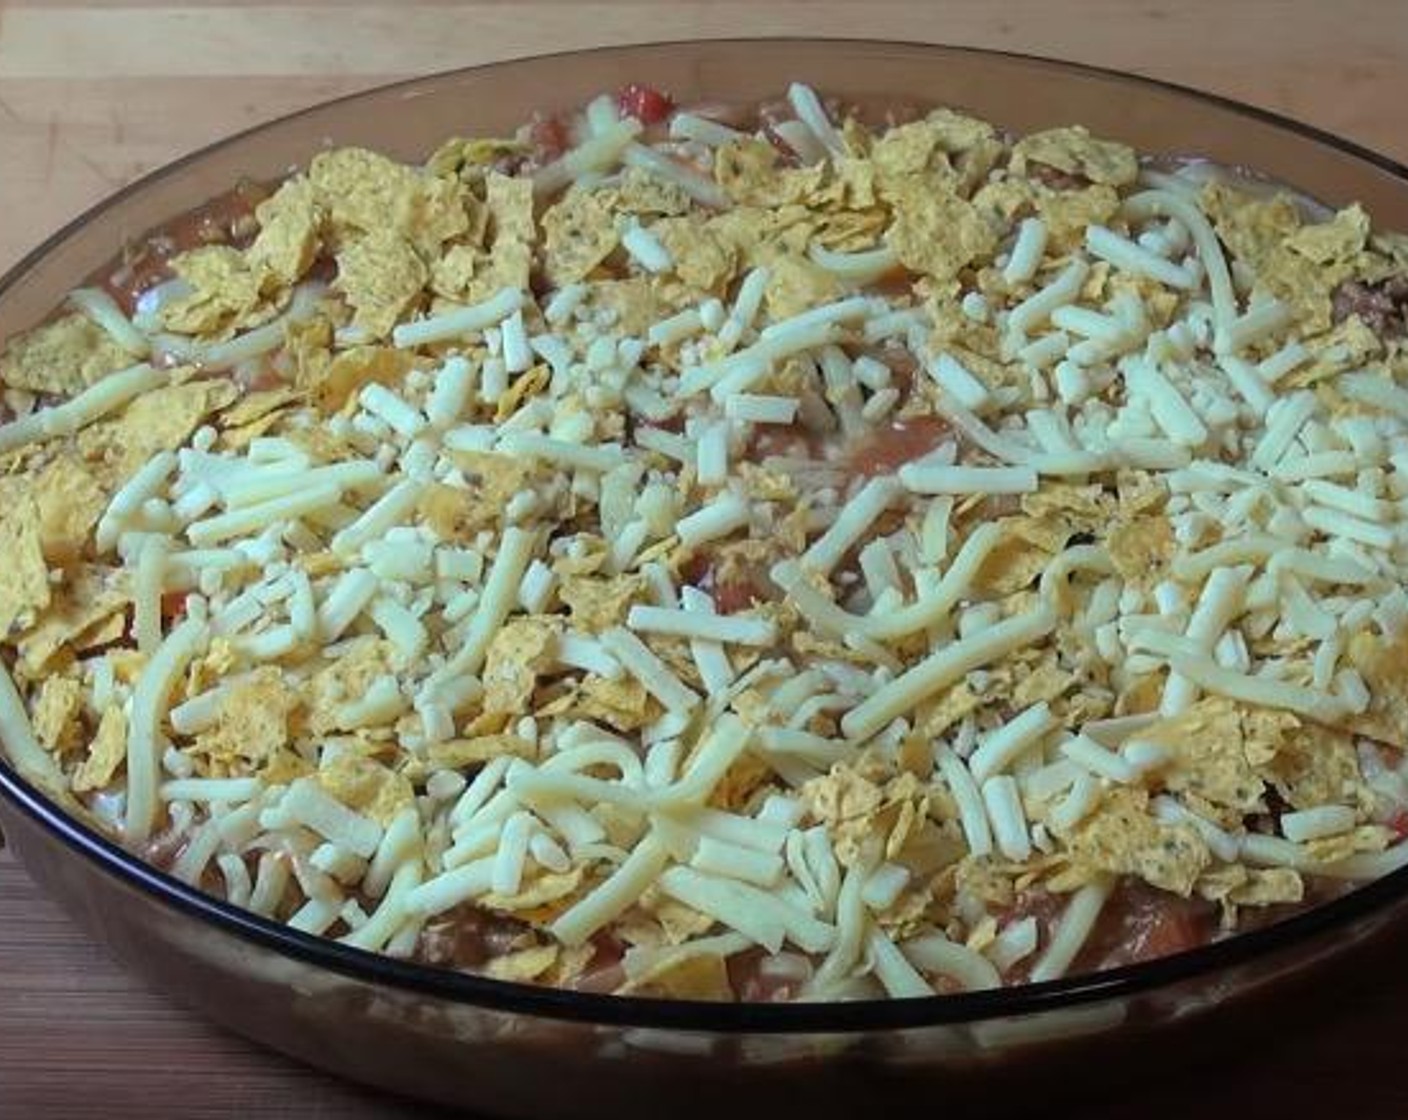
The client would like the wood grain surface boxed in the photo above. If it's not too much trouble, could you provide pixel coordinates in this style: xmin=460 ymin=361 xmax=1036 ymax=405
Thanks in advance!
xmin=3 ymin=2 xmax=1408 ymax=1116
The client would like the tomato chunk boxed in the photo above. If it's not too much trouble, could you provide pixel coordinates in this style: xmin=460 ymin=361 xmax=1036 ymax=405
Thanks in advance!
xmin=617 ymin=83 xmax=674 ymax=125
xmin=528 ymin=114 xmax=571 ymax=162
xmin=160 ymin=591 xmax=189 ymax=622
xmin=1087 ymin=883 xmax=1213 ymax=971
xmin=848 ymin=416 xmax=950 ymax=476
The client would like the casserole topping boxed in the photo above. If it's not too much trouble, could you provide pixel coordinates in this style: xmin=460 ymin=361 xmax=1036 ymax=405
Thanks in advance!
xmin=2 ymin=84 xmax=1408 ymax=999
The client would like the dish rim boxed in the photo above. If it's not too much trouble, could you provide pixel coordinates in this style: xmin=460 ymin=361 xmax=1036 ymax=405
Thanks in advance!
xmin=2 ymin=35 xmax=1408 ymax=1034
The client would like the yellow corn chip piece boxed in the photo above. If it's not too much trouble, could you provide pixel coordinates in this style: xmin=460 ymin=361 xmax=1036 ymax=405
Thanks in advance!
xmin=247 ymin=176 xmax=322 ymax=285
xmin=310 ymin=344 xmax=413 ymax=414
xmin=7 ymin=456 xmax=106 ymax=566
xmin=427 ymin=734 xmax=536 ymax=770
xmin=16 ymin=565 xmax=127 ymax=675
xmin=427 ymin=136 xmax=526 ymax=177
xmin=335 ymin=229 xmax=427 ymax=339
xmin=971 ymin=519 xmax=1058 ymax=597
xmin=615 ymin=167 xmax=693 ymax=216
xmin=429 ymin=245 xmax=482 ymax=302
xmin=1285 ymin=204 xmax=1370 ymax=266
xmin=1198 ymin=864 xmax=1304 ymax=918
xmin=318 ymin=749 xmax=414 ymax=826
xmin=483 ymin=617 xmax=558 ymax=715
xmin=485 ymin=943 xmax=560 ymax=983
xmin=884 ymin=185 xmax=995 ymax=285
xmin=626 ymin=951 xmax=733 ymax=1001
xmin=0 ymin=312 xmax=138 ymax=397
xmin=480 ymin=868 xmax=585 ymax=919
xmin=415 ymin=481 xmax=491 ymax=542
xmin=493 ymin=364 xmax=550 ymax=423
xmin=304 ymin=638 xmax=394 ymax=734
xmin=1304 ymin=824 xmax=1390 ymax=865
xmin=189 ymin=667 xmax=300 ymax=777
xmin=541 ymin=673 xmax=655 ymax=733
xmin=71 ymin=704 xmax=128 ymax=793
xmin=308 ymin=147 xmax=419 ymax=240
xmin=1037 ymin=185 xmax=1120 ymax=251
xmin=761 ymin=252 xmax=843 ymax=320
xmin=557 ymin=574 xmax=644 ymax=634
xmin=0 ymin=494 xmax=51 ymax=637
xmin=1062 ymin=786 xmax=1210 ymax=896
xmin=77 ymin=378 xmax=238 ymax=488
xmin=485 ymin=171 xmax=534 ymax=243
xmin=914 ymin=681 xmax=982 ymax=739
xmin=32 ymin=675 xmax=83 ymax=752
xmin=1261 ymin=720 xmax=1366 ymax=812
xmin=1011 ymin=126 xmax=1138 ymax=187
xmin=650 ymin=217 xmax=737 ymax=295
xmin=1136 ymin=697 xmax=1267 ymax=813
xmin=1105 ymin=514 xmax=1174 ymax=588
xmin=543 ymin=189 xmax=620 ymax=286
xmin=1200 ymin=182 xmax=1302 ymax=272
xmin=160 ymin=245 xmax=282 ymax=338
xmin=218 ymin=386 xmax=303 ymax=431
xmin=715 ymin=139 xmax=825 ymax=208
xmin=1342 ymin=628 xmax=1408 ymax=749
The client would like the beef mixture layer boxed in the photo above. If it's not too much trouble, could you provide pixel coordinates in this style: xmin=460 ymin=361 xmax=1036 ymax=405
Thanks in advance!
xmin=3 ymin=83 xmax=1408 ymax=1002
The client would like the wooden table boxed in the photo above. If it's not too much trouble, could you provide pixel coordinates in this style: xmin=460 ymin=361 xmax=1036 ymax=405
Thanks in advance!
xmin=2 ymin=1 xmax=1408 ymax=1115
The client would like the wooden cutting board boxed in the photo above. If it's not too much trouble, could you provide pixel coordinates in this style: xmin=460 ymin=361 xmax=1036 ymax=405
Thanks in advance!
xmin=2 ymin=2 xmax=1408 ymax=1115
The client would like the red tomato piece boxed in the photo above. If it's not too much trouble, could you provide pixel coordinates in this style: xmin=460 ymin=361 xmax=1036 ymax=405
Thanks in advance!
xmin=529 ymin=115 xmax=571 ymax=162
xmin=1096 ymin=887 xmax=1210 ymax=969
xmin=617 ymin=83 xmax=674 ymax=125
xmin=713 ymin=576 xmax=763 ymax=615
xmin=848 ymin=416 xmax=951 ymax=476
xmin=160 ymin=591 xmax=189 ymax=621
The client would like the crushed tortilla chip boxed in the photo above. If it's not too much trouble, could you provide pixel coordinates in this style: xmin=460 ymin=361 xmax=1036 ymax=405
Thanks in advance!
xmin=334 ymin=229 xmax=427 ymax=339
xmin=760 ymin=252 xmax=843 ymax=320
xmin=309 ymin=147 xmax=424 ymax=243
xmin=77 ymin=378 xmax=238 ymax=487
xmin=1137 ymin=697 xmax=1267 ymax=814
xmin=318 ymin=748 xmax=414 ymax=826
xmin=624 ymin=951 xmax=733 ymax=1001
xmin=615 ymin=167 xmax=693 ymax=217
xmin=715 ymin=139 xmax=825 ymax=208
xmin=484 ymin=943 xmax=559 ymax=983
xmin=1010 ymin=126 xmax=1138 ymax=187
xmin=481 ymin=868 xmax=586 ymax=922
xmin=247 ymin=176 xmax=322 ymax=284
xmin=1201 ymin=182 xmax=1302 ymax=272
xmin=71 ymin=705 xmax=127 ymax=793
xmin=190 ymin=667 xmax=301 ymax=777
xmin=1059 ymin=786 xmax=1210 ymax=896
xmin=1304 ymin=824 xmax=1391 ymax=865
xmin=310 ymin=345 xmax=414 ymax=414
xmin=0 ymin=312 xmax=138 ymax=397
xmin=557 ymin=574 xmax=644 ymax=633
xmin=0 ymin=494 xmax=51 ymax=637
xmin=427 ymin=733 xmax=536 ymax=770
xmin=482 ymin=618 xmax=558 ymax=714
xmin=32 ymin=675 xmax=83 ymax=752
xmin=884 ymin=184 xmax=995 ymax=285
xmin=16 ymin=565 xmax=127 ymax=675
xmin=541 ymin=673 xmax=655 ymax=733
xmin=650 ymin=217 xmax=737 ymax=295
xmin=1343 ymin=628 xmax=1408 ymax=748
xmin=1105 ymin=514 xmax=1174 ymax=588
xmin=160 ymin=245 xmax=282 ymax=338
xmin=543 ymin=189 xmax=620 ymax=286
